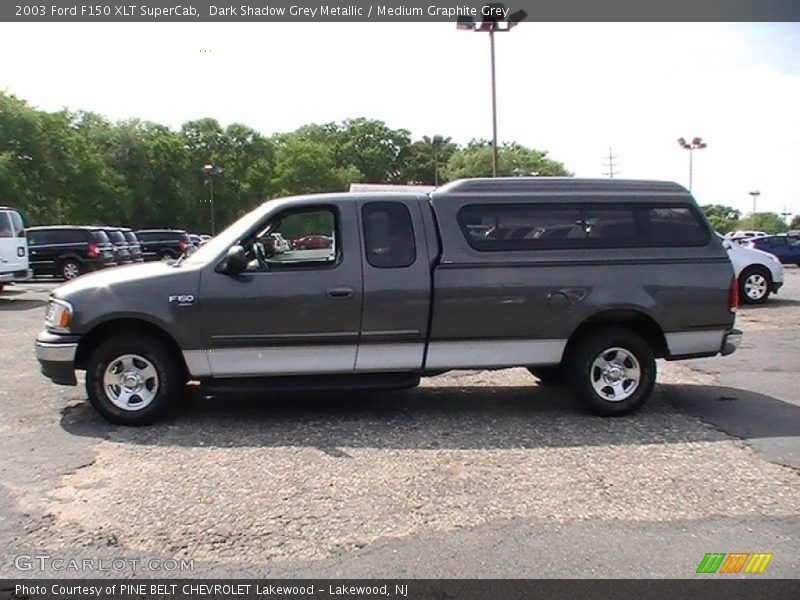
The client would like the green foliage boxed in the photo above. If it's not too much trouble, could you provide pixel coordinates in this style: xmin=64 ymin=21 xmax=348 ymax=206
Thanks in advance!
xmin=700 ymin=204 xmax=741 ymax=234
xmin=737 ymin=212 xmax=788 ymax=234
xmin=0 ymin=91 xmax=572 ymax=232
xmin=442 ymin=140 xmax=571 ymax=180
xmin=789 ymin=215 xmax=800 ymax=230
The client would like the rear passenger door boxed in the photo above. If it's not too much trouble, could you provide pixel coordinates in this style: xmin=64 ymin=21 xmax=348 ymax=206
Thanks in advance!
xmin=355 ymin=200 xmax=432 ymax=372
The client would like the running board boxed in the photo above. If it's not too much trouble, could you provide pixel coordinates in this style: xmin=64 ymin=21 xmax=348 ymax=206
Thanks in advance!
xmin=198 ymin=372 xmax=421 ymax=395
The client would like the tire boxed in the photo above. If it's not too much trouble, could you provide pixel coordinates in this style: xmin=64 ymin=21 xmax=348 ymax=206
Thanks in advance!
xmin=567 ymin=327 xmax=656 ymax=417
xmin=85 ymin=334 xmax=185 ymax=425
xmin=527 ymin=365 xmax=566 ymax=385
xmin=739 ymin=266 xmax=771 ymax=305
xmin=61 ymin=259 xmax=82 ymax=280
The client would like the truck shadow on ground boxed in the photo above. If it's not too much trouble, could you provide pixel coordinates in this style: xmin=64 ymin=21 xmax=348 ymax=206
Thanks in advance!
xmin=0 ymin=297 xmax=47 ymax=311
xmin=740 ymin=297 xmax=800 ymax=310
xmin=59 ymin=382 xmax=800 ymax=452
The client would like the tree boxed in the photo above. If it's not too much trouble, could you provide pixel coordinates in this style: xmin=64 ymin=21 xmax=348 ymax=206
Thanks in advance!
xmin=443 ymin=140 xmax=571 ymax=180
xmin=789 ymin=215 xmax=800 ymax=230
xmin=700 ymin=204 xmax=740 ymax=234
xmin=271 ymin=137 xmax=360 ymax=197
xmin=403 ymin=135 xmax=457 ymax=185
xmin=737 ymin=212 xmax=787 ymax=234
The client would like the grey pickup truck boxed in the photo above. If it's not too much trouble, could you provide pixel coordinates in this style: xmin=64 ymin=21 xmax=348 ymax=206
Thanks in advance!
xmin=35 ymin=178 xmax=741 ymax=425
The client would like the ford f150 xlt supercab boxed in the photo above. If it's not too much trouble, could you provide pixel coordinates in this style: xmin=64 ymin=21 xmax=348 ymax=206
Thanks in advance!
xmin=35 ymin=178 xmax=741 ymax=425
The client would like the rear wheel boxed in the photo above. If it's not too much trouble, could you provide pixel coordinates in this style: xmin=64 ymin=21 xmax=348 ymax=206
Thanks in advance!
xmin=86 ymin=335 xmax=185 ymax=425
xmin=61 ymin=259 xmax=81 ymax=280
xmin=739 ymin=266 xmax=771 ymax=304
xmin=567 ymin=327 xmax=656 ymax=416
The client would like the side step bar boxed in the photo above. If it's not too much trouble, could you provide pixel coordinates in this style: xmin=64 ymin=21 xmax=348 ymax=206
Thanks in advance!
xmin=198 ymin=372 xmax=421 ymax=395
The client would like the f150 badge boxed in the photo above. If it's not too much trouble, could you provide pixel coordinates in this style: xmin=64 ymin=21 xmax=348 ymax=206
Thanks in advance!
xmin=169 ymin=294 xmax=195 ymax=306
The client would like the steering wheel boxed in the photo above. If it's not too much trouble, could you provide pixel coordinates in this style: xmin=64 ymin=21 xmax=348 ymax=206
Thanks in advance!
xmin=254 ymin=241 xmax=268 ymax=269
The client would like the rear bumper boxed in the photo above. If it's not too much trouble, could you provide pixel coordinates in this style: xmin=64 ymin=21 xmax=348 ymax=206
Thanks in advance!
xmin=35 ymin=330 xmax=80 ymax=386
xmin=0 ymin=269 xmax=33 ymax=283
xmin=720 ymin=328 xmax=743 ymax=356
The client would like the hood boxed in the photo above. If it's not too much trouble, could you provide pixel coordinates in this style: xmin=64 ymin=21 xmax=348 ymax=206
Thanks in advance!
xmin=53 ymin=262 xmax=184 ymax=299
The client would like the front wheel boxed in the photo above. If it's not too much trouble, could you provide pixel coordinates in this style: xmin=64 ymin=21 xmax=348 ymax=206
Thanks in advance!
xmin=739 ymin=266 xmax=771 ymax=304
xmin=86 ymin=335 xmax=185 ymax=425
xmin=567 ymin=327 xmax=656 ymax=416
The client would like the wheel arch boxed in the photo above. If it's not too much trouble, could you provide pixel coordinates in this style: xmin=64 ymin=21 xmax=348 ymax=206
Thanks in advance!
xmin=75 ymin=317 xmax=188 ymax=377
xmin=565 ymin=309 xmax=669 ymax=360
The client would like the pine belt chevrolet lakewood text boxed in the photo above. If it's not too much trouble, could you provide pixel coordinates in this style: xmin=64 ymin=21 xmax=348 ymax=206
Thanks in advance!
xmin=34 ymin=178 xmax=742 ymax=425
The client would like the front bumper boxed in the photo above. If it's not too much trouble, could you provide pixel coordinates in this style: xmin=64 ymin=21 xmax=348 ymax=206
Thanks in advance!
xmin=721 ymin=328 xmax=743 ymax=356
xmin=772 ymin=281 xmax=783 ymax=293
xmin=35 ymin=330 xmax=80 ymax=386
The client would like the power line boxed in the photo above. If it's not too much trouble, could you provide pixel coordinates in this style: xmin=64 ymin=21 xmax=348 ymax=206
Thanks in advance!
xmin=603 ymin=147 xmax=618 ymax=179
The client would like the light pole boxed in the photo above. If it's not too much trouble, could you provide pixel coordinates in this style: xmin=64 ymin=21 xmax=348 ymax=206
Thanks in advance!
xmin=458 ymin=4 xmax=527 ymax=177
xmin=677 ymin=136 xmax=707 ymax=192
xmin=431 ymin=134 xmax=446 ymax=186
xmin=749 ymin=190 xmax=761 ymax=213
xmin=201 ymin=164 xmax=222 ymax=235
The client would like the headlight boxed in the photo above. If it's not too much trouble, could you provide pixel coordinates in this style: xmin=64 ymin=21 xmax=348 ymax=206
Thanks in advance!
xmin=45 ymin=298 xmax=74 ymax=334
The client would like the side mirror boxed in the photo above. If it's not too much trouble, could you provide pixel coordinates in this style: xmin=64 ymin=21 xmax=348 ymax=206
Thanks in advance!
xmin=217 ymin=245 xmax=248 ymax=275
xmin=722 ymin=239 xmax=732 ymax=250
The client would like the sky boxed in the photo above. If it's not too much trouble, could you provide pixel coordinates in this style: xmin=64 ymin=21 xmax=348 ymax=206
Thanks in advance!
xmin=1 ymin=21 xmax=798 ymax=218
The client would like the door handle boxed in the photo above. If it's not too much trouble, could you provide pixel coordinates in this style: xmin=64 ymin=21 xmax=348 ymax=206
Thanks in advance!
xmin=327 ymin=286 xmax=355 ymax=299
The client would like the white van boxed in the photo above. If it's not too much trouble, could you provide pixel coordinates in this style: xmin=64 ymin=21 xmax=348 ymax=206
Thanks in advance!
xmin=0 ymin=206 xmax=32 ymax=291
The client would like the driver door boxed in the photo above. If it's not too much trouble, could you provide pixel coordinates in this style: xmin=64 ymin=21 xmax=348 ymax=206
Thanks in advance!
xmin=197 ymin=201 xmax=363 ymax=377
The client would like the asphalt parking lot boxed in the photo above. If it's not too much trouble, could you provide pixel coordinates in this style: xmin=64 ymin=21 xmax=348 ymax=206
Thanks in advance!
xmin=1 ymin=272 xmax=799 ymax=578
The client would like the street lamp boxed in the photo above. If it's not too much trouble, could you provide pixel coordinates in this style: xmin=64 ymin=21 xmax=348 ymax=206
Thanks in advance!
xmin=677 ymin=136 xmax=707 ymax=192
xmin=201 ymin=164 xmax=222 ymax=235
xmin=458 ymin=4 xmax=527 ymax=177
xmin=749 ymin=190 xmax=761 ymax=213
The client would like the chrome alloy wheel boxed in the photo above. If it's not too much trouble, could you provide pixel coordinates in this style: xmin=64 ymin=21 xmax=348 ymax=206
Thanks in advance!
xmin=102 ymin=354 xmax=159 ymax=411
xmin=590 ymin=347 xmax=641 ymax=402
xmin=62 ymin=262 xmax=80 ymax=279
xmin=744 ymin=273 xmax=768 ymax=301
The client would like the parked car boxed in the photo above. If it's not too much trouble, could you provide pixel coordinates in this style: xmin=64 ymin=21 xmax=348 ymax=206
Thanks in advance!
xmin=729 ymin=230 xmax=767 ymax=243
xmin=26 ymin=226 xmax=115 ymax=280
xmin=120 ymin=229 xmax=144 ymax=263
xmin=0 ymin=206 xmax=32 ymax=291
xmin=134 ymin=229 xmax=192 ymax=261
xmin=101 ymin=227 xmax=133 ymax=265
xmin=294 ymin=235 xmax=332 ymax=250
xmin=35 ymin=178 xmax=741 ymax=425
xmin=745 ymin=235 xmax=800 ymax=265
xmin=718 ymin=233 xmax=784 ymax=304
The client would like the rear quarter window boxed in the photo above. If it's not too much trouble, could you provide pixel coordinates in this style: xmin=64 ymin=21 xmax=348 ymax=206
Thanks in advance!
xmin=91 ymin=231 xmax=111 ymax=244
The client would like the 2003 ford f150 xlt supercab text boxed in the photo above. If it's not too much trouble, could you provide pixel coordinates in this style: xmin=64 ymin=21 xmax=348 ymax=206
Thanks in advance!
xmin=35 ymin=178 xmax=742 ymax=425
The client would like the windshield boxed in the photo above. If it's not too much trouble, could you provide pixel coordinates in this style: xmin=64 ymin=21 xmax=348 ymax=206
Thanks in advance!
xmin=182 ymin=202 xmax=271 ymax=266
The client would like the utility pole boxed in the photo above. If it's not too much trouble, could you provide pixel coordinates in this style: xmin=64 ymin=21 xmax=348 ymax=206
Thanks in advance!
xmin=780 ymin=206 xmax=792 ymax=225
xmin=603 ymin=147 xmax=618 ymax=179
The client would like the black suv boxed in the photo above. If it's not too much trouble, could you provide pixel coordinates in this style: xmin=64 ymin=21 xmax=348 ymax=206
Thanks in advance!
xmin=120 ymin=228 xmax=144 ymax=263
xmin=26 ymin=226 xmax=116 ymax=280
xmin=134 ymin=229 xmax=192 ymax=261
xmin=101 ymin=227 xmax=133 ymax=265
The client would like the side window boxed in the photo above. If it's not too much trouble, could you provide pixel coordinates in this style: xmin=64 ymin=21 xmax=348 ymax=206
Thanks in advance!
xmin=459 ymin=205 xmax=583 ymax=251
xmin=0 ymin=213 xmax=12 ymax=238
xmin=362 ymin=202 xmax=416 ymax=268
xmin=9 ymin=212 xmax=24 ymax=237
xmin=645 ymin=207 xmax=708 ymax=245
xmin=458 ymin=203 xmax=709 ymax=250
xmin=245 ymin=208 xmax=337 ymax=271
